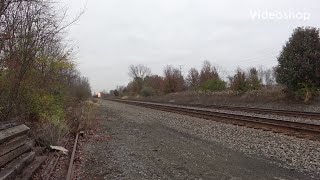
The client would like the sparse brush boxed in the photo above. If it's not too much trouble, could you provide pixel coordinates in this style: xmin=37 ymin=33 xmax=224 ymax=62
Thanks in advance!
xmin=33 ymin=120 xmax=69 ymax=147
xmin=68 ymin=100 xmax=99 ymax=132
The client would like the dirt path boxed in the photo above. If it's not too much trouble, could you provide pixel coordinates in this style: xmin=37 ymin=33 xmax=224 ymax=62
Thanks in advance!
xmin=80 ymin=100 xmax=315 ymax=180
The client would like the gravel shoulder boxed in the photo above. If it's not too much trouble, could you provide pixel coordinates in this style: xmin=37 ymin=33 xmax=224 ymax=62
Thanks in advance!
xmin=81 ymin=100 xmax=320 ymax=180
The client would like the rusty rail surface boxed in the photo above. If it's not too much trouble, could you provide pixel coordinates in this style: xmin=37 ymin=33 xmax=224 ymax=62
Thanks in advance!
xmin=66 ymin=132 xmax=79 ymax=180
xmin=44 ymin=132 xmax=80 ymax=180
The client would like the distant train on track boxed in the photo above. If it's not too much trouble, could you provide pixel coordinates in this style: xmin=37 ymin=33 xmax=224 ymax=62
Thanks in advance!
xmin=93 ymin=92 xmax=101 ymax=98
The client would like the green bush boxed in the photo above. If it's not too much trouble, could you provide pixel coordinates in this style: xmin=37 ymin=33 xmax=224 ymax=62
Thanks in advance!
xmin=26 ymin=91 xmax=70 ymax=146
xmin=200 ymin=79 xmax=226 ymax=92
xmin=277 ymin=27 xmax=320 ymax=102
xmin=294 ymin=83 xmax=318 ymax=103
xmin=27 ymin=92 xmax=66 ymax=123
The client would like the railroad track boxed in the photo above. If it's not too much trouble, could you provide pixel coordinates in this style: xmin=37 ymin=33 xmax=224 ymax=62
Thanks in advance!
xmin=43 ymin=131 xmax=81 ymax=180
xmin=203 ymin=104 xmax=320 ymax=119
xmin=134 ymin=101 xmax=320 ymax=119
xmin=109 ymin=99 xmax=320 ymax=141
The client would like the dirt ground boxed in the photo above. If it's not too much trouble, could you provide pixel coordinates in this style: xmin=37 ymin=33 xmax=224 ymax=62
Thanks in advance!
xmin=79 ymin=100 xmax=315 ymax=180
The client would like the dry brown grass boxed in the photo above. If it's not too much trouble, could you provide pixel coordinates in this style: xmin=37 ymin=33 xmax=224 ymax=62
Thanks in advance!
xmin=129 ymin=85 xmax=320 ymax=110
xmin=129 ymin=86 xmax=320 ymax=114
xmin=34 ymin=121 xmax=69 ymax=147
xmin=70 ymin=99 xmax=99 ymax=132
xmin=135 ymin=87 xmax=285 ymax=106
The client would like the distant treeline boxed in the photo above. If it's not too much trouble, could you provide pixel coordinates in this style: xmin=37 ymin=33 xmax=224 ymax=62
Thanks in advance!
xmin=109 ymin=62 xmax=275 ymax=96
xmin=108 ymin=27 xmax=320 ymax=103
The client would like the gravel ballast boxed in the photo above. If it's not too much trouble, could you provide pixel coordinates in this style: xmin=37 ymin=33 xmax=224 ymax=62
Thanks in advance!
xmin=82 ymin=100 xmax=320 ymax=179
xmin=128 ymin=100 xmax=320 ymax=125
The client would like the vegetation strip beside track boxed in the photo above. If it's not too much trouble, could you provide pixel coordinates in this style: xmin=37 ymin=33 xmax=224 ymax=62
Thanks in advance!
xmin=108 ymin=99 xmax=320 ymax=141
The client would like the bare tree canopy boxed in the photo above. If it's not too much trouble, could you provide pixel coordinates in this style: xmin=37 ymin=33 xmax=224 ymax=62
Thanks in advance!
xmin=200 ymin=60 xmax=220 ymax=84
xmin=128 ymin=64 xmax=151 ymax=80
xmin=163 ymin=65 xmax=185 ymax=93
xmin=186 ymin=68 xmax=200 ymax=89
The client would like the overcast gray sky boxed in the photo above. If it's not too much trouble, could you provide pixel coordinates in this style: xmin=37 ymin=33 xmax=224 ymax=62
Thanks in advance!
xmin=63 ymin=0 xmax=320 ymax=93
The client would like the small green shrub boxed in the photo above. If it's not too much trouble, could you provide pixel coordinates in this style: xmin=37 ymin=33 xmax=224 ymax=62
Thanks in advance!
xmin=29 ymin=93 xmax=65 ymax=122
xmin=200 ymin=79 xmax=226 ymax=92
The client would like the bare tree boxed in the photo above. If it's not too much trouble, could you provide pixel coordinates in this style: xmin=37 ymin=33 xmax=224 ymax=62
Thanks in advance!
xmin=163 ymin=65 xmax=185 ymax=93
xmin=186 ymin=68 xmax=200 ymax=90
xmin=128 ymin=64 xmax=151 ymax=80
xmin=258 ymin=66 xmax=265 ymax=84
xmin=247 ymin=67 xmax=262 ymax=90
xmin=265 ymin=67 xmax=277 ymax=86
xmin=229 ymin=68 xmax=247 ymax=92
xmin=199 ymin=60 xmax=219 ymax=85
xmin=144 ymin=75 xmax=164 ymax=94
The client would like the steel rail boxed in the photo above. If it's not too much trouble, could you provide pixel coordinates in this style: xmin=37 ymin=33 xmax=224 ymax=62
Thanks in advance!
xmin=204 ymin=104 xmax=320 ymax=119
xmin=66 ymin=132 xmax=79 ymax=180
xmin=109 ymin=99 xmax=320 ymax=141
xmin=112 ymin=99 xmax=320 ymax=119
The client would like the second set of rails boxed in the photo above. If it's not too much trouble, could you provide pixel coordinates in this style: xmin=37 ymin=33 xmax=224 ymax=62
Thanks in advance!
xmin=108 ymin=99 xmax=320 ymax=141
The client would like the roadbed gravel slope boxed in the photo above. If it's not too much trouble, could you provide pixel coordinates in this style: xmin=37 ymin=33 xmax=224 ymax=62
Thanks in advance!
xmin=81 ymin=100 xmax=320 ymax=180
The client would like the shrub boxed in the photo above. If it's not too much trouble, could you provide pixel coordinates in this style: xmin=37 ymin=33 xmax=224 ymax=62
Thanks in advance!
xmin=71 ymin=77 xmax=92 ymax=101
xmin=35 ymin=120 xmax=69 ymax=147
xmin=229 ymin=69 xmax=248 ymax=92
xmin=247 ymin=68 xmax=262 ymax=90
xmin=199 ymin=61 xmax=219 ymax=85
xmin=140 ymin=87 xmax=156 ymax=97
xmin=144 ymin=75 xmax=165 ymax=95
xmin=114 ymin=90 xmax=119 ymax=96
xmin=69 ymin=100 xmax=99 ymax=132
xmin=186 ymin=68 xmax=200 ymax=90
xmin=276 ymin=27 xmax=320 ymax=102
xmin=163 ymin=65 xmax=185 ymax=93
xmin=294 ymin=83 xmax=317 ymax=103
xmin=200 ymin=79 xmax=226 ymax=92
xmin=25 ymin=91 xmax=66 ymax=122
